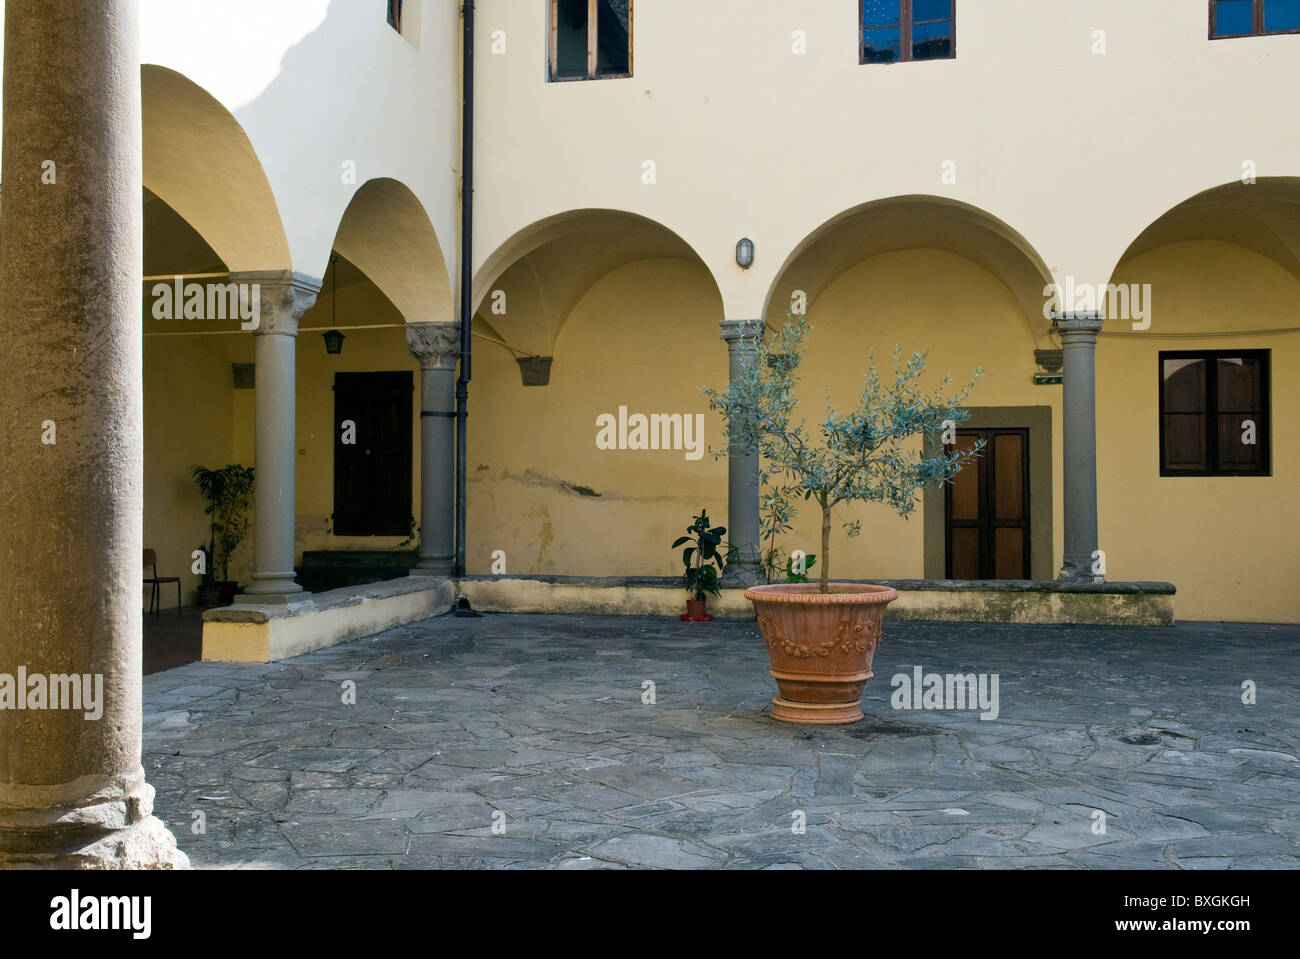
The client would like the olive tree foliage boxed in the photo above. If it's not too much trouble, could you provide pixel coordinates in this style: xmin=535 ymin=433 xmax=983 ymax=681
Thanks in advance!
xmin=704 ymin=314 xmax=984 ymax=594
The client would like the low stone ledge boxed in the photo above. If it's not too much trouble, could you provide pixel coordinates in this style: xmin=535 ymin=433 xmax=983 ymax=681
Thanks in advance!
xmin=457 ymin=576 xmax=1176 ymax=626
xmin=201 ymin=576 xmax=457 ymax=663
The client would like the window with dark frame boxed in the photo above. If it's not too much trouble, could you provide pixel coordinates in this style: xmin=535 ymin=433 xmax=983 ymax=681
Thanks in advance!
xmin=862 ymin=0 xmax=955 ymax=64
xmin=387 ymin=0 xmax=402 ymax=34
xmin=1159 ymin=350 xmax=1271 ymax=476
xmin=1211 ymin=0 xmax=1300 ymax=38
xmin=550 ymin=0 xmax=632 ymax=82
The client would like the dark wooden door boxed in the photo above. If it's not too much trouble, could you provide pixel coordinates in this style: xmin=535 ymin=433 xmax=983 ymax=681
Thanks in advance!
xmin=945 ymin=428 xmax=1030 ymax=580
xmin=333 ymin=372 xmax=413 ymax=536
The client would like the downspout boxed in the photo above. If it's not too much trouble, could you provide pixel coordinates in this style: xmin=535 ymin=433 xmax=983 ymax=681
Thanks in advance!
xmin=455 ymin=0 xmax=474 ymax=578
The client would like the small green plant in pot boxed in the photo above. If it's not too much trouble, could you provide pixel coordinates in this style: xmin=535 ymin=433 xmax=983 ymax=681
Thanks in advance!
xmin=672 ymin=509 xmax=729 ymax=622
xmin=704 ymin=313 xmax=983 ymax=723
xmin=195 ymin=543 xmax=220 ymax=607
xmin=759 ymin=490 xmax=817 ymax=585
xmin=191 ymin=464 xmax=256 ymax=604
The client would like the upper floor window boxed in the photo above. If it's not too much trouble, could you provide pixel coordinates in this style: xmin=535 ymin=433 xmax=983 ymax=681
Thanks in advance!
xmin=1160 ymin=351 xmax=1271 ymax=476
xmin=862 ymin=0 xmax=955 ymax=64
xmin=1211 ymin=0 xmax=1300 ymax=37
xmin=387 ymin=0 xmax=403 ymax=34
xmin=550 ymin=0 xmax=632 ymax=81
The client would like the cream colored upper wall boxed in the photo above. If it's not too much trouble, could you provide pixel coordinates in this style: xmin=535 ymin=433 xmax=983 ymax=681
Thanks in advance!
xmin=137 ymin=0 xmax=460 ymax=286
xmin=473 ymin=0 xmax=1300 ymax=312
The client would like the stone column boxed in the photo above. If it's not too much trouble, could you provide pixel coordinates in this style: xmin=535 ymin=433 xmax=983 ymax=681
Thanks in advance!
xmin=231 ymin=271 xmax=320 ymax=604
xmin=1056 ymin=312 xmax=1105 ymax=582
xmin=720 ymin=319 xmax=765 ymax=582
xmin=406 ymin=323 xmax=460 ymax=576
xmin=0 ymin=0 xmax=186 ymax=867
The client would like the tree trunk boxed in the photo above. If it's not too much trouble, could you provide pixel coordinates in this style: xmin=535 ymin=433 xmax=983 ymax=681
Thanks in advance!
xmin=820 ymin=498 xmax=831 ymax=594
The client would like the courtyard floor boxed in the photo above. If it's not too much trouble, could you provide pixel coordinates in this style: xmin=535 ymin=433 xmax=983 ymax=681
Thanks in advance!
xmin=142 ymin=613 xmax=1300 ymax=870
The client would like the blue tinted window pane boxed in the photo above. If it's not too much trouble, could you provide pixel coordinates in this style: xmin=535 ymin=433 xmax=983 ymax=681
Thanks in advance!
xmin=1265 ymin=0 xmax=1300 ymax=31
xmin=913 ymin=0 xmax=952 ymax=21
xmin=862 ymin=0 xmax=900 ymax=27
xmin=863 ymin=27 xmax=901 ymax=62
xmin=1215 ymin=0 xmax=1254 ymax=35
xmin=913 ymin=21 xmax=953 ymax=59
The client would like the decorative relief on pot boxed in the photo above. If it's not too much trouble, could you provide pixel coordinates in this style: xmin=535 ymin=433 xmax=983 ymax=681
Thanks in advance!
xmin=832 ymin=618 xmax=870 ymax=654
xmin=757 ymin=614 xmax=837 ymax=659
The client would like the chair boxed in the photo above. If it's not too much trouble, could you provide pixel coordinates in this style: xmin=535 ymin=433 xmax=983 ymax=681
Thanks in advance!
xmin=144 ymin=548 xmax=181 ymax=617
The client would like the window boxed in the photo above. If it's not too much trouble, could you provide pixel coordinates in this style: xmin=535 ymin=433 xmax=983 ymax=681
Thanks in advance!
xmin=861 ymin=0 xmax=955 ymax=64
xmin=550 ymin=0 xmax=632 ymax=81
xmin=387 ymin=0 xmax=402 ymax=34
xmin=1210 ymin=0 xmax=1300 ymax=38
xmin=1159 ymin=351 xmax=1271 ymax=476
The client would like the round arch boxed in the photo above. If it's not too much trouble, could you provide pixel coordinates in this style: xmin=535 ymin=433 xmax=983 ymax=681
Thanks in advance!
xmin=1108 ymin=177 xmax=1300 ymax=284
xmin=762 ymin=195 xmax=1055 ymax=339
xmin=328 ymin=178 xmax=453 ymax=324
xmin=141 ymin=65 xmax=290 ymax=272
xmin=473 ymin=209 xmax=725 ymax=357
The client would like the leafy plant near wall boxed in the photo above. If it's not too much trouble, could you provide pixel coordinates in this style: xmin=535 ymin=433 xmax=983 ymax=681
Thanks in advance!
xmin=673 ymin=509 xmax=731 ymax=601
xmin=705 ymin=313 xmax=984 ymax=594
xmin=190 ymin=464 xmax=256 ymax=585
xmin=759 ymin=491 xmax=817 ymax=584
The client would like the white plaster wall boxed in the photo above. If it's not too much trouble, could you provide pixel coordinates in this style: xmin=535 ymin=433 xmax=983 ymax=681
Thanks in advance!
xmin=471 ymin=0 xmax=1300 ymax=311
xmin=135 ymin=0 xmax=461 ymax=286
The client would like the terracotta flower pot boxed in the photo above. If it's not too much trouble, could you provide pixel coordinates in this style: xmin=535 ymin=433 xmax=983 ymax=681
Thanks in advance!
xmin=744 ymin=583 xmax=899 ymax=725
xmin=682 ymin=598 xmax=713 ymax=622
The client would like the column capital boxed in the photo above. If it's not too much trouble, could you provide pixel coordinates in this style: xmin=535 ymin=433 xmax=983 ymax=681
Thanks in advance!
xmin=229 ymin=270 xmax=321 ymax=336
xmin=406 ymin=321 xmax=461 ymax=371
xmin=720 ymin=318 xmax=764 ymax=348
xmin=1051 ymin=312 xmax=1104 ymax=341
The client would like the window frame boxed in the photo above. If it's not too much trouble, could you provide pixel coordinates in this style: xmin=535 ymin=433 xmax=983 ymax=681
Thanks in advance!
xmin=860 ymin=0 xmax=957 ymax=65
xmin=1209 ymin=0 xmax=1300 ymax=39
xmin=1157 ymin=349 xmax=1272 ymax=477
xmin=387 ymin=0 xmax=402 ymax=35
xmin=548 ymin=0 xmax=634 ymax=82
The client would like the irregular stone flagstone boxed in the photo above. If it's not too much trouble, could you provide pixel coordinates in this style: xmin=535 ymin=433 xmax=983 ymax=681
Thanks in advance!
xmin=142 ymin=615 xmax=1300 ymax=869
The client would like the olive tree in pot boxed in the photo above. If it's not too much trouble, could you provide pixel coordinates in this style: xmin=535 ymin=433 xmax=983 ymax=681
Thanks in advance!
xmin=190 ymin=464 xmax=255 ymax=605
xmin=704 ymin=314 xmax=983 ymax=724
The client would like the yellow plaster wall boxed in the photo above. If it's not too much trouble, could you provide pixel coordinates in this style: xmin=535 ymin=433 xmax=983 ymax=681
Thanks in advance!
xmin=768 ymin=249 xmax=1061 ymax=582
xmin=467 ymin=258 xmax=728 ymax=576
xmin=466 ymin=250 xmax=1059 ymax=583
xmin=1100 ymin=241 xmax=1300 ymax=623
xmin=142 ymin=332 xmax=249 ymax=605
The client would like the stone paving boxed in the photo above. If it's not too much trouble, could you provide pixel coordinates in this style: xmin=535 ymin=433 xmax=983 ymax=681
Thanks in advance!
xmin=142 ymin=614 xmax=1300 ymax=869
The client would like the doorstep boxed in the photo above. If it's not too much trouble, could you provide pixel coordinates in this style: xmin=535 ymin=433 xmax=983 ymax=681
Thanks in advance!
xmin=201 ymin=576 xmax=457 ymax=663
xmin=457 ymin=576 xmax=1176 ymax=627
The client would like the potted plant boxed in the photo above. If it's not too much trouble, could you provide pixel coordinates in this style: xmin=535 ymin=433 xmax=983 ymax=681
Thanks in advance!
xmin=190 ymin=464 xmax=256 ymax=604
xmin=759 ymin=491 xmax=817 ymax=585
xmin=672 ymin=509 xmax=729 ymax=622
xmin=196 ymin=543 xmax=221 ymax=607
xmin=705 ymin=314 xmax=983 ymax=724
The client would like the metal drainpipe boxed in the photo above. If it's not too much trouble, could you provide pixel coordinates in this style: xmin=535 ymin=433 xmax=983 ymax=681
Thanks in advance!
xmin=455 ymin=0 xmax=474 ymax=579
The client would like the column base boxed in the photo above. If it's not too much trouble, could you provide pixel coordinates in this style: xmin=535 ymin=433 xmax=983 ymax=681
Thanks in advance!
xmin=0 ymin=780 xmax=189 ymax=870
xmin=238 ymin=571 xmax=308 ymax=606
xmin=722 ymin=560 xmax=764 ymax=588
xmin=0 ymin=816 xmax=190 ymax=870
xmin=1058 ymin=559 xmax=1106 ymax=584
xmin=410 ymin=557 xmax=454 ymax=578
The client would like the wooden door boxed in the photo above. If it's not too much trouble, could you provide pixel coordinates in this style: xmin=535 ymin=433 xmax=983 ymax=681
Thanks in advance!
xmin=945 ymin=428 xmax=1030 ymax=580
xmin=333 ymin=372 xmax=413 ymax=536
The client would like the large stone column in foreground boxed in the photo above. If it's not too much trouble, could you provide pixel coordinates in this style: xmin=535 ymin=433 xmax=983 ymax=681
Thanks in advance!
xmin=720 ymin=319 xmax=764 ymax=582
xmin=0 ymin=0 xmax=187 ymax=867
xmin=407 ymin=323 xmax=460 ymax=576
xmin=231 ymin=271 xmax=319 ymax=604
xmin=1056 ymin=312 xmax=1105 ymax=582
